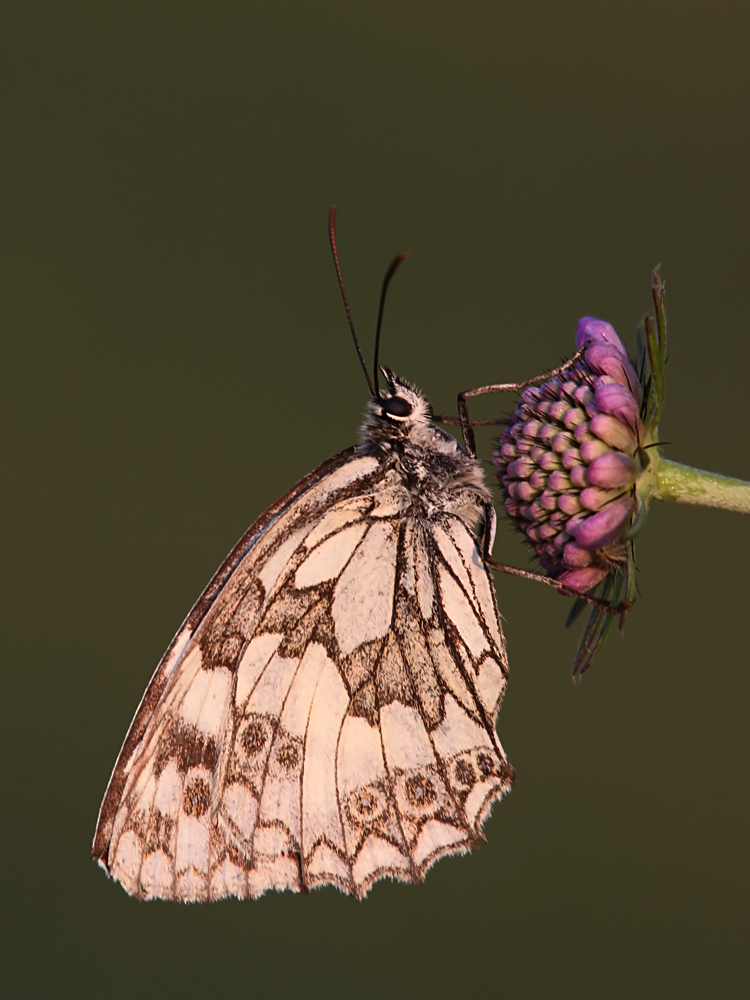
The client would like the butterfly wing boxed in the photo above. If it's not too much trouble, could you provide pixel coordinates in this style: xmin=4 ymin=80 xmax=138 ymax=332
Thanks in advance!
xmin=94 ymin=449 xmax=513 ymax=901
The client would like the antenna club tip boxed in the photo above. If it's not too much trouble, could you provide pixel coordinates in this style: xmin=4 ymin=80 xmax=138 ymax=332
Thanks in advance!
xmin=384 ymin=252 xmax=409 ymax=282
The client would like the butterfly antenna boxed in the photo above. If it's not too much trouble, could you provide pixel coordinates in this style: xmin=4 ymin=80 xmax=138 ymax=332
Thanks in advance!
xmin=373 ymin=252 xmax=409 ymax=396
xmin=328 ymin=206 xmax=375 ymax=396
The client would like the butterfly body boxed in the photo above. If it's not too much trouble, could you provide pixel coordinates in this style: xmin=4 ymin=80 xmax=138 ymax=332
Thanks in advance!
xmin=94 ymin=374 xmax=513 ymax=901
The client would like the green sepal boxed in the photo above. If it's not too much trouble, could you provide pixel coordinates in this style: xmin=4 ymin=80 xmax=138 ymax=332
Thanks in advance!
xmin=652 ymin=268 xmax=668 ymax=364
xmin=635 ymin=320 xmax=647 ymax=384
xmin=643 ymin=314 xmax=662 ymax=435
xmin=574 ymin=574 xmax=623 ymax=676
xmin=624 ymin=496 xmax=648 ymax=540
xmin=626 ymin=541 xmax=638 ymax=606
xmin=643 ymin=269 xmax=667 ymax=438
xmin=571 ymin=565 xmax=630 ymax=677
xmin=565 ymin=594 xmax=589 ymax=629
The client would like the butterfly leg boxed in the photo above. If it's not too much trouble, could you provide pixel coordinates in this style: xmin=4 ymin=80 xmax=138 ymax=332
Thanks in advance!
xmin=480 ymin=502 xmax=630 ymax=616
xmin=456 ymin=349 xmax=587 ymax=459
xmin=448 ymin=352 xmax=629 ymax=616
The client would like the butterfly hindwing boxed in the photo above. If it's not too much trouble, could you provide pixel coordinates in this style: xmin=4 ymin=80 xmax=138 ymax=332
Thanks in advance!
xmin=94 ymin=378 xmax=514 ymax=901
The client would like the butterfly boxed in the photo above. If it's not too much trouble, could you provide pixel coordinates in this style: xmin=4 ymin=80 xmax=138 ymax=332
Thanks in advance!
xmin=93 ymin=209 xmax=521 ymax=902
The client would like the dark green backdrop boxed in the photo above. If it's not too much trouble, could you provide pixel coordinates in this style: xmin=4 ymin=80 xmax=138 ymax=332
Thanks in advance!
xmin=3 ymin=2 xmax=749 ymax=997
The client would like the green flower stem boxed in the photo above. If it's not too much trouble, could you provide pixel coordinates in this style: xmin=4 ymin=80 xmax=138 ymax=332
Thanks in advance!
xmin=650 ymin=458 xmax=750 ymax=514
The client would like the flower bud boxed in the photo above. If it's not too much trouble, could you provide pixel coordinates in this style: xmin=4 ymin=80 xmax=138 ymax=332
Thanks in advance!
xmin=492 ymin=318 xmax=647 ymax=592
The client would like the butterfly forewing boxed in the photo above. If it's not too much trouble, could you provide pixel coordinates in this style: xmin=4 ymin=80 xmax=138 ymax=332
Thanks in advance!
xmin=94 ymin=379 xmax=514 ymax=901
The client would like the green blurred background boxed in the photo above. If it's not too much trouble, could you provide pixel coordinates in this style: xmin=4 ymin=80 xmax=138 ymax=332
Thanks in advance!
xmin=3 ymin=2 xmax=749 ymax=997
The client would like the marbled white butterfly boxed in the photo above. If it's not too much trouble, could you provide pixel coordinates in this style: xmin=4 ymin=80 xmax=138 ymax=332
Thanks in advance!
xmin=93 ymin=209 xmax=590 ymax=901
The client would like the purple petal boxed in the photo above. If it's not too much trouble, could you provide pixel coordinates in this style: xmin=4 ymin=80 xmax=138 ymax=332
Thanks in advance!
xmin=562 ymin=540 xmax=594 ymax=568
xmin=570 ymin=464 xmax=588 ymax=488
xmin=523 ymin=419 xmax=544 ymax=438
xmin=558 ymin=493 xmax=583 ymax=515
xmin=573 ymin=384 xmax=594 ymax=406
xmin=540 ymin=489 xmax=558 ymax=511
xmin=558 ymin=566 xmax=609 ymax=591
xmin=552 ymin=431 xmax=574 ymax=454
xmin=589 ymin=413 xmax=637 ymax=453
xmin=508 ymin=456 xmax=535 ymax=479
xmin=521 ymin=386 xmax=542 ymax=405
xmin=548 ymin=400 xmax=569 ymax=421
xmin=575 ymin=317 xmax=627 ymax=356
xmin=585 ymin=343 xmax=641 ymax=399
xmin=580 ymin=438 xmax=610 ymax=463
xmin=573 ymin=496 xmax=635 ymax=549
xmin=566 ymin=511 xmax=589 ymax=534
xmin=586 ymin=452 xmax=636 ymax=488
xmin=574 ymin=422 xmax=594 ymax=444
xmin=539 ymin=423 xmax=557 ymax=444
xmin=539 ymin=451 xmax=562 ymax=471
xmin=594 ymin=382 xmax=640 ymax=428
xmin=580 ymin=486 xmax=620 ymax=511
xmin=549 ymin=470 xmax=571 ymax=491
xmin=554 ymin=530 xmax=571 ymax=550
xmin=516 ymin=481 xmax=539 ymax=501
xmin=563 ymin=406 xmax=587 ymax=430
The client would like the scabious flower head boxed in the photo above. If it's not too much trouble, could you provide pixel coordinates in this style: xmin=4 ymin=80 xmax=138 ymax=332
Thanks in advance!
xmin=492 ymin=317 xmax=648 ymax=593
xmin=491 ymin=274 xmax=672 ymax=673
xmin=490 ymin=273 xmax=750 ymax=674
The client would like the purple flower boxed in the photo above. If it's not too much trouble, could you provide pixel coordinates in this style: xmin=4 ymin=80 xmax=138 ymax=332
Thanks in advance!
xmin=492 ymin=317 xmax=647 ymax=597
xmin=487 ymin=272 xmax=750 ymax=675
xmin=489 ymin=274 xmax=669 ymax=676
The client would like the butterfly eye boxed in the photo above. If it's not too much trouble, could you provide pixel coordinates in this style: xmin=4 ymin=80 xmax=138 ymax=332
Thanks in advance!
xmin=382 ymin=396 xmax=413 ymax=418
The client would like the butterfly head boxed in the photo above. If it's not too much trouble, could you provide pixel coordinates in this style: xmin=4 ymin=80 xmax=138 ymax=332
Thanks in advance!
xmin=360 ymin=368 xmax=441 ymax=451
xmin=375 ymin=369 xmax=432 ymax=425
xmin=361 ymin=367 xmax=487 ymax=498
